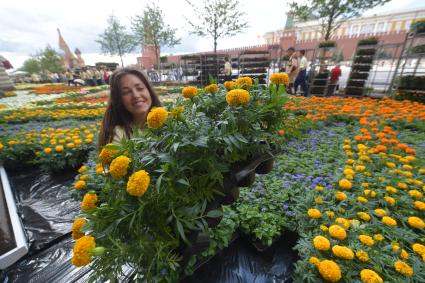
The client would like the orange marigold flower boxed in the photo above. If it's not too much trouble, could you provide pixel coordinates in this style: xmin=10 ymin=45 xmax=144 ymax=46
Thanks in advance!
xmin=71 ymin=218 xmax=87 ymax=240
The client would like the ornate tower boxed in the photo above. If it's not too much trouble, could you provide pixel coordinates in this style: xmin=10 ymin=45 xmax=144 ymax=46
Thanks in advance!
xmin=57 ymin=28 xmax=77 ymax=69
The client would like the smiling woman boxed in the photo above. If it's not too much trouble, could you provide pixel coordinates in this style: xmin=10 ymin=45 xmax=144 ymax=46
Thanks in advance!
xmin=97 ymin=67 xmax=161 ymax=148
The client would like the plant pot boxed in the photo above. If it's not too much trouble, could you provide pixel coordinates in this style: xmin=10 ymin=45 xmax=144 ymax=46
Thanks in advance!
xmin=236 ymin=171 xmax=256 ymax=187
xmin=255 ymin=159 xmax=274 ymax=174
xmin=221 ymin=187 xmax=240 ymax=205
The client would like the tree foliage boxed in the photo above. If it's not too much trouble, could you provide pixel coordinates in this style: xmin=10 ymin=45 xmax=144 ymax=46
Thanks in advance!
xmin=185 ymin=0 xmax=249 ymax=53
xmin=289 ymin=0 xmax=390 ymax=41
xmin=96 ymin=15 xmax=137 ymax=67
xmin=132 ymin=2 xmax=180 ymax=68
xmin=21 ymin=46 xmax=64 ymax=74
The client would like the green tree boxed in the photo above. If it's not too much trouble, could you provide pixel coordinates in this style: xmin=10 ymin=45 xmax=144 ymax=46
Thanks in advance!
xmin=132 ymin=3 xmax=180 ymax=70
xmin=289 ymin=0 xmax=390 ymax=41
xmin=36 ymin=46 xmax=65 ymax=74
xmin=185 ymin=0 xmax=249 ymax=53
xmin=20 ymin=58 xmax=41 ymax=74
xmin=96 ymin=15 xmax=137 ymax=67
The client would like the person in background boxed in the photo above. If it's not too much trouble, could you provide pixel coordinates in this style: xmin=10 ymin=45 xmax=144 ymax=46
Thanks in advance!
xmin=330 ymin=64 xmax=342 ymax=95
xmin=223 ymin=56 xmax=232 ymax=82
xmin=65 ymin=70 xmax=74 ymax=86
xmin=98 ymin=67 xmax=162 ymax=148
xmin=294 ymin=50 xmax=308 ymax=96
xmin=285 ymin=47 xmax=298 ymax=95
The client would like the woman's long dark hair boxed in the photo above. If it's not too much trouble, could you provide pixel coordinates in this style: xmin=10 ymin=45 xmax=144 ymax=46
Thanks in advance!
xmin=98 ymin=67 xmax=161 ymax=149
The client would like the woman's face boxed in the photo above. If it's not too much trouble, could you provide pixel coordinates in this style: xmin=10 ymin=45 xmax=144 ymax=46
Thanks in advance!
xmin=119 ymin=74 xmax=152 ymax=122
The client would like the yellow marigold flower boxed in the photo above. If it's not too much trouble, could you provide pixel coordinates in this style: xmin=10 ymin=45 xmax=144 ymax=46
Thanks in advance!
xmin=72 ymin=235 xmax=96 ymax=267
xmin=335 ymin=218 xmax=350 ymax=230
xmin=415 ymin=180 xmax=423 ymax=186
xmin=170 ymin=106 xmax=184 ymax=119
xmin=382 ymin=216 xmax=397 ymax=226
xmin=406 ymin=155 xmax=415 ymax=162
xmin=79 ymin=174 xmax=88 ymax=181
xmin=357 ymin=196 xmax=368 ymax=203
xmin=386 ymin=162 xmax=396 ymax=168
xmin=329 ymin=225 xmax=347 ymax=240
xmin=419 ymin=168 xmax=425 ymax=174
xmin=384 ymin=196 xmax=396 ymax=206
xmin=344 ymin=168 xmax=355 ymax=176
xmin=346 ymin=159 xmax=355 ymax=165
xmin=318 ymin=260 xmax=341 ymax=282
xmin=96 ymin=165 xmax=104 ymax=175
xmin=315 ymin=186 xmax=324 ymax=192
xmin=361 ymin=182 xmax=369 ymax=188
xmin=270 ymin=72 xmax=289 ymax=85
xmin=182 ymin=86 xmax=198 ymax=98
xmin=358 ymin=212 xmax=371 ymax=221
xmin=109 ymin=155 xmax=131 ymax=179
xmin=44 ymin=147 xmax=52 ymax=154
xmin=71 ymin=218 xmax=86 ymax=240
xmin=313 ymin=235 xmax=330 ymax=251
xmin=335 ymin=191 xmax=347 ymax=201
xmin=343 ymin=145 xmax=351 ymax=150
xmin=320 ymin=225 xmax=328 ymax=231
xmin=409 ymin=190 xmax=423 ymax=199
xmin=386 ymin=186 xmax=397 ymax=193
xmin=55 ymin=145 xmax=64 ymax=152
xmin=374 ymin=234 xmax=384 ymax=241
xmin=67 ymin=142 xmax=75 ymax=149
xmin=235 ymin=76 xmax=253 ymax=89
xmin=356 ymin=251 xmax=369 ymax=262
xmin=338 ymin=179 xmax=352 ymax=190
xmin=0 ymin=143 xmax=3 ymax=150
xmin=98 ymin=143 xmax=117 ymax=164
xmin=326 ymin=211 xmax=335 ymax=218
xmin=364 ymin=171 xmax=372 ymax=176
xmin=392 ymin=243 xmax=400 ymax=252
xmin=397 ymin=182 xmax=408 ymax=189
xmin=332 ymin=245 xmax=354 ymax=260
xmin=359 ymin=235 xmax=375 ymax=246
xmin=224 ymin=81 xmax=236 ymax=90
xmin=407 ymin=216 xmax=425 ymax=229
xmin=403 ymin=164 xmax=412 ymax=170
xmin=360 ymin=269 xmax=383 ymax=283
xmin=309 ymin=256 xmax=321 ymax=267
xmin=147 ymin=107 xmax=168 ymax=129
xmin=314 ymin=196 xmax=323 ymax=204
xmin=414 ymin=201 xmax=425 ymax=211
xmin=307 ymin=208 xmax=321 ymax=219
xmin=345 ymin=174 xmax=353 ymax=180
xmin=369 ymin=190 xmax=377 ymax=197
xmin=344 ymin=139 xmax=351 ymax=143
xmin=355 ymin=165 xmax=366 ymax=171
xmin=400 ymin=249 xmax=409 ymax=259
xmin=374 ymin=208 xmax=387 ymax=217
xmin=225 ymin=89 xmax=250 ymax=106
xmin=74 ymin=180 xmax=86 ymax=190
xmin=81 ymin=193 xmax=98 ymax=212
xmin=78 ymin=165 xmax=87 ymax=173
xmin=127 ymin=169 xmax=150 ymax=197
xmin=205 ymin=83 xmax=218 ymax=94
xmin=412 ymin=243 xmax=425 ymax=256
xmin=394 ymin=260 xmax=413 ymax=276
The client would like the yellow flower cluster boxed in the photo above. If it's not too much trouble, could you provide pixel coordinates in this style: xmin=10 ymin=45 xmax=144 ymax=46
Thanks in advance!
xmin=224 ymin=81 xmax=236 ymax=90
xmin=74 ymin=180 xmax=86 ymax=190
xmin=72 ymin=235 xmax=96 ymax=266
xmin=147 ymin=107 xmax=168 ymax=129
xmin=332 ymin=245 xmax=354 ymax=260
xmin=360 ymin=269 xmax=383 ymax=283
xmin=328 ymin=225 xmax=347 ymax=240
xmin=109 ymin=155 xmax=131 ymax=179
xmin=225 ymin=89 xmax=250 ymax=106
xmin=182 ymin=86 xmax=198 ymax=98
xmin=98 ymin=143 xmax=118 ymax=164
xmin=235 ymin=76 xmax=253 ymax=89
xmin=317 ymin=260 xmax=341 ymax=282
xmin=338 ymin=179 xmax=352 ymax=190
xmin=394 ymin=260 xmax=413 ymax=276
xmin=269 ymin=73 xmax=289 ymax=85
xmin=313 ymin=235 xmax=330 ymax=251
xmin=205 ymin=84 xmax=218 ymax=94
xmin=307 ymin=208 xmax=321 ymax=219
xmin=72 ymin=218 xmax=87 ymax=240
xmin=127 ymin=169 xmax=150 ymax=197
xmin=358 ymin=235 xmax=375 ymax=246
xmin=81 ymin=193 xmax=98 ymax=212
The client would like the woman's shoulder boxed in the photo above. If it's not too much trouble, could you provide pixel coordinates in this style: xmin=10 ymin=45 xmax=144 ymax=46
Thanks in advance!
xmin=112 ymin=125 xmax=127 ymax=145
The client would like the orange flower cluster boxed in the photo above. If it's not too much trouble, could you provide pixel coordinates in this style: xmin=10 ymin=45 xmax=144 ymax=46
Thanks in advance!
xmin=285 ymin=97 xmax=425 ymax=123
xmin=31 ymin=84 xmax=82 ymax=95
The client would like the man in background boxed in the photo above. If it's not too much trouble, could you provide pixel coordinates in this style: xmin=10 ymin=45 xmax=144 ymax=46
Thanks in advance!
xmin=294 ymin=50 xmax=308 ymax=96
xmin=223 ymin=56 xmax=232 ymax=82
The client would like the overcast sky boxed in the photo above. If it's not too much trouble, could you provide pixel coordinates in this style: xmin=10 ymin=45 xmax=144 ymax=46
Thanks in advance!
xmin=1 ymin=0 xmax=423 ymax=69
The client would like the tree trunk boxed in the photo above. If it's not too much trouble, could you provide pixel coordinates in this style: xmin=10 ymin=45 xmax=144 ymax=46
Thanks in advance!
xmin=119 ymin=54 xmax=124 ymax=67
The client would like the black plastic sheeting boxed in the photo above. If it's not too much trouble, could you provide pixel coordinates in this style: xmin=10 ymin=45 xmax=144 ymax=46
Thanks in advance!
xmin=8 ymin=168 xmax=79 ymax=251
xmin=2 ymin=168 xmax=298 ymax=283
xmin=183 ymin=232 xmax=298 ymax=283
